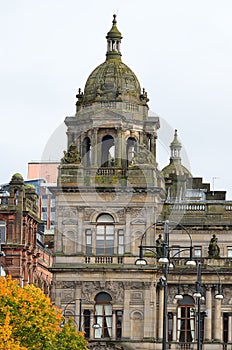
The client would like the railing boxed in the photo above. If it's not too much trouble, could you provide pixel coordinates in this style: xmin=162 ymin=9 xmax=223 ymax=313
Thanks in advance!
xmin=85 ymin=256 xmax=124 ymax=264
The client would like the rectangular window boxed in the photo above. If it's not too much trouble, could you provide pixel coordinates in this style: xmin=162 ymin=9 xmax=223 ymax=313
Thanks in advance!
xmin=84 ymin=309 xmax=90 ymax=339
xmin=116 ymin=310 xmax=123 ymax=339
xmin=118 ymin=230 xmax=124 ymax=255
xmin=194 ymin=247 xmax=202 ymax=257
xmin=228 ymin=247 xmax=232 ymax=258
xmin=0 ymin=221 xmax=6 ymax=243
xmin=86 ymin=229 xmax=92 ymax=255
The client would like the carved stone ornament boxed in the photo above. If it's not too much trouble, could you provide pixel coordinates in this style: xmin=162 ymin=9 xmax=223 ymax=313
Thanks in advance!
xmin=62 ymin=281 xmax=76 ymax=289
xmin=62 ymin=208 xmax=77 ymax=218
xmin=82 ymin=281 xmax=124 ymax=303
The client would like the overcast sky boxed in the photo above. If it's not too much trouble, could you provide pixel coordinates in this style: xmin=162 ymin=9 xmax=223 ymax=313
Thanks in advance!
xmin=1 ymin=0 xmax=232 ymax=199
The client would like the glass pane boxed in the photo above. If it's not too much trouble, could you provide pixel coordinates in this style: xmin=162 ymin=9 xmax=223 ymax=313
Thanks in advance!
xmin=97 ymin=214 xmax=114 ymax=223
xmin=118 ymin=246 xmax=124 ymax=254
xmin=119 ymin=236 xmax=124 ymax=244
xmin=97 ymin=225 xmax=104 ymax=234
xmin=106 ymin=226 xmax=114 ymax=235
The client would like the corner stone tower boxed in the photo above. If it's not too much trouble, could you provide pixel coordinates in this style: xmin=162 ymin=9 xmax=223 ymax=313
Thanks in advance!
xmin=51 ymin=16 xmax=165 ymax=350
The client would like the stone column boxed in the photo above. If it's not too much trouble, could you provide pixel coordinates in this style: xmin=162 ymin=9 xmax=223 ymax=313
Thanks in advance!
xmin=125 ymin=210 xmax=131 ymax=253
xmin=117 ymin=128 xmax=122 ymax=167
xmin=152 ymin=282 xmax=157 ymax=339
xmin=205 ymin=285 xmax=212 ymax=340
xmin=90 ymin=310 xmax=95 ymax=339
xmin=112 ymin=310 xmax=116 ymax=339
xmin=228 ymin=314 xmax=232 ymax=342
xmin=158 ymin=286 xmax=164 ymax=340
xmin=144 ymin=283 xmax=152 ymax=338
xmin=92 ymin=128 xmax=98 ymax=167
xmin=121 ymin=131 xmax=127 ymax=168
xmin=123 ymin=283 xmax=130 ymax=338
xmin=173 ymin=312 xmax=177 ymax=341
xmin=214 ymin=298 xmax=222 ymax=341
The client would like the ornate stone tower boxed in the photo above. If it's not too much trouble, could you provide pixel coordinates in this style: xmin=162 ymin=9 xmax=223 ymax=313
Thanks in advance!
xmin=51 ymin=15 xmax=165 ymax=350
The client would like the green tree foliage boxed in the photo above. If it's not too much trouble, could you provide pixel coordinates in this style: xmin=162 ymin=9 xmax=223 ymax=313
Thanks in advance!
xmin=0 ymin=277 xmax=88 ymax=350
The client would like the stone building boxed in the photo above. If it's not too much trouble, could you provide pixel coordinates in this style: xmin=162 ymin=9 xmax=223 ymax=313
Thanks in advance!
xmin=0 ymin=173 xmax=52 ymax=294
xmin=51 ymin=15 xmax=232 ymax=349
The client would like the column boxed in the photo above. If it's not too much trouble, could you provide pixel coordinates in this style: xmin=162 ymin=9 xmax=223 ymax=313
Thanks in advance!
xmin=205 ymin=285 xmax=212 ymax=340
xmin=121 ymin=131 xmax=127 ymax=168
xmin=112 ymin=310 xmax=116 ymax=339
xmin=214 ymin=298 xmax=222 ymax=341
xmin=144 ymin=283 xmax=152 ymax=338
xmin=173 ymin=313 xmax=177 ymax=341
xmin=92 ymin=128 xmax=98 ymax=167
xmin=123 ymin=283 xmax=130 ymax=338
xmin=152 ymin=282 xmax=157 ymax=339
xmin=117 ymin=128 xmax=122 ymax=167
xmin=228 ymin=314 xmax=232 ymax=342
xmin=158 ymin=286 xmax=164 ymax=340
xmin=125 ymin=210 xmax=131 ymax=253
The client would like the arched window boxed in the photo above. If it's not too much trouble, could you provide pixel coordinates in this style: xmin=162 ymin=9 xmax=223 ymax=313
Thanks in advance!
xmin=96 ymin=214 xmax=114 ymax=255
xmin=177 ymin=295 xmax=195 ymax=344
xmin=94 ymin=292 xmax=112 ymax=339
xmin=101 ymin=135 xmax=115 ymax=167
xmin=126 ymin=137 xmax=137 ymax=165
xmin=82 ymin=137 xmax=91 ymax=166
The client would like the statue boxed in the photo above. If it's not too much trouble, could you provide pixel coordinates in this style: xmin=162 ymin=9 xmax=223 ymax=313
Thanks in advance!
xmin=208 ymin=234 xmax=220 ymax=258
xmin=156 ymin=234 xmax=163 ymax=258
xmin=131 ymin=144 xmax=154 ymax=165
xmin=61 ymin=142 xmax=81 ymax=164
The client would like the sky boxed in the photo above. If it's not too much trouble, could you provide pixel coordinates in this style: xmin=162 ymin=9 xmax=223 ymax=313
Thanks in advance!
xmin=0 ymin=0 xmax=232 ymax=199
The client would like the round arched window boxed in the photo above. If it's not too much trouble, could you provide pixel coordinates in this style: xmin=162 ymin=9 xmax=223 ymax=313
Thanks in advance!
xmin=96 ymin=214 xmax=114 ymax=255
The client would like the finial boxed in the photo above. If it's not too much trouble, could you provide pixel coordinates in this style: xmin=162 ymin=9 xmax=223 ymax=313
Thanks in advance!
xmin=113 ymin=14 xmax=117 ymax=25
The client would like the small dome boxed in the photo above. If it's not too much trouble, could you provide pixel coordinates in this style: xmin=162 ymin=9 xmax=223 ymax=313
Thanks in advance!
xmin=11 ymin=173 xmax=24 ymax=183
xmin=162 ymin=161 xmax=192 ymax=178
xmin=83 ymin=60 xmax=141 ymax=104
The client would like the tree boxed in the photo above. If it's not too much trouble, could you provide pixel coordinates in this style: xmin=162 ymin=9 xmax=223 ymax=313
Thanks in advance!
xmin=0 ymin=277 xmax=88 ymax=350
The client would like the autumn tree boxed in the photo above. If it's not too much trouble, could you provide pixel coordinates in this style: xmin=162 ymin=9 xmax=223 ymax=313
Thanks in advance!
xmin=0 ymin=276 xmax=88 ymax=350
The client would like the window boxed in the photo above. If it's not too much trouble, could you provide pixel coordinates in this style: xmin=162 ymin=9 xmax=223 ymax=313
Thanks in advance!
xmin=194 ymin=247 xmax=202 ymax=258
xmin=228 ymin=247 xmax=232 ymax=258
xmin=86 ymin=229 xmax=92 ymax=255
xmin=94 ymin=292 xmax=112 ymax=339
xmin=118 ymin=230 xmax=124 ymax=255
xmin=116 ymin=310 xmax=123 ymax=339
xmin=96 ymin=214 xmax=114 ymax=255
xmin=177 ymin=295 xmax=195 ymax=344
xmin=0 ymin=221 xmax=6 ymax=243
xmin=84 ymin=310 xmax=90 ymax=339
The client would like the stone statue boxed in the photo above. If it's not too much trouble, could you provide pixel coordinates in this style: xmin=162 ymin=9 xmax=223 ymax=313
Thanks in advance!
xmin=61 ymin=142 xmax=81 ymax=164
xmin=131 ymin=144 xmax=153 ymax=165
xmin=208 ymin=234 xmax=220 ymax=258
xmin=156 ymin=234 xmax=163 ymax=258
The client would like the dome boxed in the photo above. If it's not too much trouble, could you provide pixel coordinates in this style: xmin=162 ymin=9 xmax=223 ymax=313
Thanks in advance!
xmin=161 ymin=130 xmax=192 ymax=178
xmin=76 ymin=15 xmax=149 ymax=108
xmin=83 ymin=60 xmax=142 ymax=104
xmin=162 ymin=161 xmax=192 ymax=178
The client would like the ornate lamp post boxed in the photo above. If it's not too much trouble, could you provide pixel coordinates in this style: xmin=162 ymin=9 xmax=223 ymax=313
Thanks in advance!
xmin=135 ymin=220 xmax=196 ymax=350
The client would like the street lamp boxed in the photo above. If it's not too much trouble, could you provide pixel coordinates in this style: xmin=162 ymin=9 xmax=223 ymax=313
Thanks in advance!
xmin=63 ymin=298 xmax=82 ymax=331
xmin=135 ymin=220 xmax=196 ymax=350
xmin=175 ymin=262 xmax=223 ymax=350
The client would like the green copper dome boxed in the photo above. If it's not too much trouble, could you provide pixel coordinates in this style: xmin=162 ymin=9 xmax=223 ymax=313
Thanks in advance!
xmin=76 ymin=15 xmax=149 ymax=108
